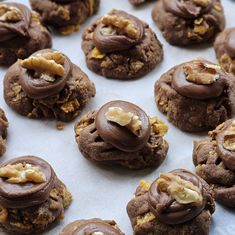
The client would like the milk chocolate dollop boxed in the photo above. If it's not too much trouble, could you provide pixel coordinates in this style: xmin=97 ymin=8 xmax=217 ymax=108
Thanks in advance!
xmin=93 ymin=10 xmax=144 ymax=53
xmin=0 ymin=3 xmax=31 ymax=42
xmin=95 ymin=100 xmax=150 ymax=152
xmin=0 ymin=156 xmax=56 ymax=209
xmin=172 ymin=60 xmax=225 ymax=99
xmin=148 ymin=169 xmax=214 ymax=225
xmin=225 ymin=29 xmax=235 ymax=58
xmin=19 ymin=49 xmax=72 ymax=99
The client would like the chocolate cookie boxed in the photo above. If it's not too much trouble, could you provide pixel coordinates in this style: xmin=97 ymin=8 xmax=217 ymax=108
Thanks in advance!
xmin=0 ymin=109 xmax=8 ymax=157
xmin=155 ymin=59 xmax=235 ymax=132
xmin=4 ymin=49 xmax=96 ymax=122
xmin=127 ymin=169 xmax=215 ymax=235
xmin=0 ymin=2 xmax=52 ymax=66
xmin=214 ymin=27 xmax=235 ymax=76
xmin=30 ymin=0 xmax=100 ymax=35
xmin=82 ymin=9 xmax=163 ymax=80
xmin=152 ymin=0 xmax=225 ymax=46
xmin=75 ymin=100 xmax=168 ymax=169
xmin=60 ymin=218 xmax=124 ymax=235
xmin=193 ymin=119 xmax=235 ymax=207
xmin=0 ymin=156 xmax=72 ymax=234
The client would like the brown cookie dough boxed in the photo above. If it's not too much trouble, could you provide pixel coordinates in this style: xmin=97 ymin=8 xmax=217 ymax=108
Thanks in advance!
xmin=4 ymin=49 xmax=96 ymax=122
xmin=29 ymin=0 xmax=100 ymax=35
xmin=0 ymin=109 xmax=8 ymax=157
xmin=82 ymin=9 xmax=163 ymax=80
xmin=60 ymin=218 xmax=124 ymax=235
xmin=152 ymin=0 xmax=225 ymax=46
xmin=0 ymin=156 xmax=72 ymax=234
xmin=214 ymin=28 xmax=235 ymax=76
xmin=127 ymin=169 xmax=215 ymax=235
xmin=75 ymin=100 xmax=168 ymax=169
xmin=155 ymin=59 xmax=235 ymax=132
xmin=193 ymin=119 xmax=235 ymax=207
xmin=0 ymin=2 xmax=52 ymax=66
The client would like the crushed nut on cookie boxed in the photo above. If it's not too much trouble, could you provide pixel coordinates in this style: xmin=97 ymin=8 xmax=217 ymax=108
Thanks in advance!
xmin=105 ymin=107 xmax=142 ymax=136
xmin=156 ymin=173 xmax=203 ymax=205
xmin=0 ymin=4 xmax=22 ymax=22
xmin=193 ymin=0 xmax=211 ymax=7
xmin=150 ymin=117 xmax=168 ymax=136
xmin=90 ymin=47 xmax=106 ymax=59
xmin=0 ymin=163 xmax=46 ymax=184
xmin=223 ymin=121 xmax=235 ymax=151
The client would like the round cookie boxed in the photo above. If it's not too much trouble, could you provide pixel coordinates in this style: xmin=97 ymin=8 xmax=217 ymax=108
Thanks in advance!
xmin=152 ymin=0 xmax=225 ymax=46
xmin=214 ymin=27 xmax=235 ymax=76
xmin=4 ymin=49 xmax=96 ymax=122
xmin=0 ymin=109 xmax=8 ymax=156
xmin=60 ymin=218 xmax=124 ymax=235
xmin=82 ymin=9 xmax=163 ymax=80
xmin=0 ymin=156 xmax=72 ymax=234
xmin=155 ymin=59 xmax=235 ymax=132
xmin=127 ymin=169 xmax=215 ymax=235
xmin=193 ymin=119 xmax=235 ymax=207
xmin=75 ymin=100 xmax=168 ymax=169
xmin=29 ymin=0 xmax=100 ymax=35
xmin=0 ymin=2 xmax=52 ymax=66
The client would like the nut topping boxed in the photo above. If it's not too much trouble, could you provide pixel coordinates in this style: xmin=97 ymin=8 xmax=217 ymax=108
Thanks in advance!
xmin=193 ymin=0 xmax=211 ymax=7
xmin=156 ymin=173 xmax=203 ymax=205
xmin=0 ymin=163 xmax=46 ymax=184
xmin=105 ymin=107 xmax=142 ymax=136
xmin=0 ymin=4 xmax=22 ymax=22
xmin=150 ymin=117 xmax=168 ymax=136
xmin=223 ymin=120 xmax=235 ymax=151
xmin=183 ymin=61 xmax=220 ymax=85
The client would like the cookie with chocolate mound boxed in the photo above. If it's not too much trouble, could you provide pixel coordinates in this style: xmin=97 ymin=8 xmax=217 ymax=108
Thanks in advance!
xmin=152 ymin=0 xmax=225 ymax=46
xmin=75 ymin=100 xmax=168 ymax=169
xmin=127 ymin=169 xmax=215 ymax=235
xmin=82 ymin=9 xmax=163 ymax=80
xmin=0 ymin=2 xmax=52 ymax=66
xmin=0 ymin=109 xmax=8 ymax=157
xmin=0 ymin=156 xmax=72 ymax=234
xmin=60 ymin=218 xmax=124 ymax=235
xmin=4 ymin=49 xmax=96 ymax=122
xmin=155 ymin=59 xmax=235 ymax=132
xmin=193 ymin=119 xmax=235 ymax=207
xmin=214 ymin=28 xmax=235 ymax=76
xmin=29 ymin=0 xmax=100 ymax=35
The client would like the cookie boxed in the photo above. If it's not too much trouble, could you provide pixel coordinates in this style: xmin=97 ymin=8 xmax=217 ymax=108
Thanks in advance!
xmin=214 ymin=28 xmax=235 ymax=76
xmin=60 ymin=218 xmax=124 ymax=235
xmin=0 ymin=109 xmax=8 ymax=156
xmin=4 ymin=49 xmax=96 ymax=122
xmin=82 ymin=9 xmax=163 ymax=80
xmin=155 ymin=59 xmax=235 ymax=132
xmin=127 ymin=169 xmax=215 ymax=235
xmin=129 ymin=0 xmax=148 ymax=5
xmin=29 ymin=0 xmax=100 ymax=35
xmin=75 ymin=100 xmax=168 ymax=169
xmin=152 ymin=0 xmax=225 ymax=46
xmin=193 ymin=119 xmax=235 ymax=207
xmin=0 ymin=156 xmax=72 ymax=234
xmin=0 ymin=2 xmax=52 ymax=66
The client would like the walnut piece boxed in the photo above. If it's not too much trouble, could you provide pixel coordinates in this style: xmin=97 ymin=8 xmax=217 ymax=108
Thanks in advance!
xmin=150 ymin=117 xmax=168 ymax=136
xmin=137 ymin=212 xmax=156 ymax=226
xmin=0 ymin=163 xmax=46 ymax=184
xmin=183 ymin=60 xmax=220 ymax=85
xmin=0 ymin=4 xmax=22 ymax=22
xmin=193 ymin=0 xmax=211 ymax=7
xmin=102 ymin=15 xmax=138 ymax=39
xmin=21 ymin=52 xmax=65 ymax=77
xmin=90 ymin=47 xmax=106 ymax=59
xmin=0 ymin=205 xmax=8 ymax=223
xmin=105 ymin=107 xmax=142 ymax=136
xmin=156 ymin=173 xmax=203 ymax=205
xmin=223 ymin=121 xmax=235 ymax=151
xmin=60 ymin=99 xmax=80 ymax=113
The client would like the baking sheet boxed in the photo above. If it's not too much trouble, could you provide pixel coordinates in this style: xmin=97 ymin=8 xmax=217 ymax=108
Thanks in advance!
xmin=0 ymin=0 xmax=234 ymax=234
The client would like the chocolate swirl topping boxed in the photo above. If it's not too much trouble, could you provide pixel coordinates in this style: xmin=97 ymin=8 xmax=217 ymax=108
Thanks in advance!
xmin=225 ymin=29 xmax=235 ymax=59
xmin=0 ymin=3 xmax=31 ymax=42
xmin=19 ymin=49 xmax=72 ymax=99
xmin=148 ymin=169 xmax=214 ymax=225
xmin=95 ymin=100 xmax=150 ymax=152
xmin=0 ymin=156 xmax=56 ymax=209
xmin=162 ymin=0 xmax=212 ymax=19
xmin=93 ymin=10 xmax=144 ymax=53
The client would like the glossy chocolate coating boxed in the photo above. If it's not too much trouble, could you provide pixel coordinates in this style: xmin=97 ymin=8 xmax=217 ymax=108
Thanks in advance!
xmin=172 ymin=61 xmax=225 ymax=100
xmin=95 ymin=100 xmax=150 ymax=152
xmin=225 ymin=29 xmax=235 ymax=58
xmin=0 ymin=3 xmax=31 ymax=42
xmin=93 ymin=10 xmax=144 ymax=53
xmin=148 ymin=169 xmax=213 ymax=225
xmin=19 ymin=49 xmax=72 ymax=99
xmin=0 ymin=156 xmax=56 ymax=209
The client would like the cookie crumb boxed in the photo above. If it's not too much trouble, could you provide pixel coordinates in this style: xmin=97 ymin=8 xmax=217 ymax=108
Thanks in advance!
xmin=56 ymin=122 xmax=65 ymax=130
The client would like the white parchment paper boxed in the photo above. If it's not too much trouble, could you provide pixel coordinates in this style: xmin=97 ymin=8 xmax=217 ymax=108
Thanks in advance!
xmin=0 ymin=0 xmax=234 ymax=234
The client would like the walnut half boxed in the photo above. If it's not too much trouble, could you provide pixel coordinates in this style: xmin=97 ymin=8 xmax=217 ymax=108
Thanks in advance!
xmin=223 ymin=121 xmax=235 ymax=151
xmin=0 ymin=4 xmax=22 ymax=22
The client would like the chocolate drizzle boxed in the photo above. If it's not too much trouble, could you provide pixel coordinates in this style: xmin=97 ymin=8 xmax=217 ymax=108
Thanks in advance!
xmin=0 ymin=156 xmax=56 ymax=209
xmin=93 ymin=10 xmax=144 ymax=53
